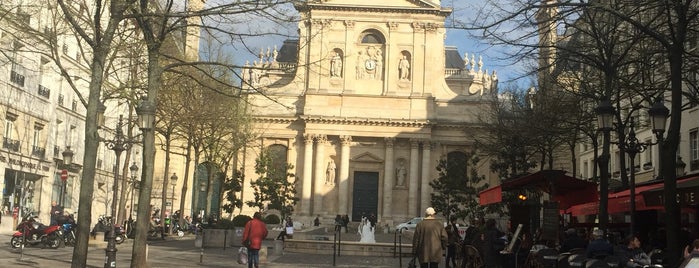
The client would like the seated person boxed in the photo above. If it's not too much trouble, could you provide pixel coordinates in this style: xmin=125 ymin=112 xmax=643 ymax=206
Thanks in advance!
xmin=620 ymin=235 xmax=651 ymax=267
xmin=586 ymin=229 xmax=614 ymax=259
xmin=560 ymin=228 xmax=588 ymax=253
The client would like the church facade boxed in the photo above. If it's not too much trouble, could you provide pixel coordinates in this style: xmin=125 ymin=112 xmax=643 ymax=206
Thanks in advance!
xmin=238 ymin=0 xmax=499 ymax=225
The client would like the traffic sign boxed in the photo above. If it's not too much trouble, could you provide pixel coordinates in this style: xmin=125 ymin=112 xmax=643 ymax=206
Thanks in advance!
xmin=60 ymin=169 xmax=68 ymax=181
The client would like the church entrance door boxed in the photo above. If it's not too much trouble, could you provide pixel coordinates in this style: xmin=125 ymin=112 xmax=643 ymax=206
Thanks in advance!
xmin=351 ymin=171 xmax=378 ymax=222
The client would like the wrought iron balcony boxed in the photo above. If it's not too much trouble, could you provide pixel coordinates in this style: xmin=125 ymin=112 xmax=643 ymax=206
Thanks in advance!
xmin=10 ymin=70 xmax=25 ymax=87
xmin=58 ymin=94 xmax=64 ymax=106
xmin=38 ymin=85 xmax=51 ymax=98
xmin=54 ymin=146 xmax=60 ymax=158
xmin=31 ymin=146 xmax=45 ymax=158
xmin=2 ymin=137 xmax=20 ymax=152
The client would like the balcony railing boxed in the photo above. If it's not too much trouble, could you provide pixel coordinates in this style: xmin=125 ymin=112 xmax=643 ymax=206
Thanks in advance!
xmin=58 ymin=94 xmax=64 ymax=106
xmin=2 ymin=137 xmax=20 ymax=152
xmin=10 ymin=70 xmax=25 ymax=87
xmin=54 ymin=146 xmax=60 ymax=158
xmin=31 ymin=146 xmax=45 ymax=158
xmin=38 ymin=85 xmax=51 ymax=98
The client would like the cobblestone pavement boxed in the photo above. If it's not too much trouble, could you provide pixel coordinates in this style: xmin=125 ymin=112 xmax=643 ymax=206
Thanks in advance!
xmin=0 ymin=216 xmax=420 ymax=268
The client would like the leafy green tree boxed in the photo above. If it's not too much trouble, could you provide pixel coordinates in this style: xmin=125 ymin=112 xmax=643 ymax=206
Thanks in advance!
xmin=222 ymin=169 xmax=244 ymax=214
xmin=430 ymin=152 xmax=494 ymax=221
xmin=246 ymin=151 xmax=298 ymax=219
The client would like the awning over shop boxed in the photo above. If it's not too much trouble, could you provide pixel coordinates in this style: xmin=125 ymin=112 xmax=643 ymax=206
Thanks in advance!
xmin=567 ymin=176 xmax=699 ymax=216
xmin=478 ymin=170 xmax=599 ymax=209
xmin=643 ymin=175 xmax=699 ymax=207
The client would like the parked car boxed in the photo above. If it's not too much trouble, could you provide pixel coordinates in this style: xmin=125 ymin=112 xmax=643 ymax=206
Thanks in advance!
xmin=395 ymin=217 xmax=424 ymax=232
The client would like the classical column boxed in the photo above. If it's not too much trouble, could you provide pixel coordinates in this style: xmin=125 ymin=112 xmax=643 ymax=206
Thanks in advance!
xmin=420 ymin=140 xmax=432 ymax=213
xmin=408 ymin=139 xmax=420 ymax=217
xmin=338 ymin=135 xmax=352 ymax=215
xmin=301 ymin=134 xmax=314 ymax=215
xmin=382 ymin=137 xmax=395 ymax=219
xmin=313 ymin=135 xmax=327 ymax=214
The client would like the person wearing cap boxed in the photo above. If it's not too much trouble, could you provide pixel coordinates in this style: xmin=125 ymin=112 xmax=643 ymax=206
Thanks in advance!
xmin=586 ymin=229 xmax=614 ymax=259
xmin=413 ymin=207 xmax=447 ymax=268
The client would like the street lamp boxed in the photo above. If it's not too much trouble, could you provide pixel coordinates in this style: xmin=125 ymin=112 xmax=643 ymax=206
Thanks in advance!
xmin=129 ymin=163 xmax=139 ymax=221
xmin=101 ymin=114 xmax=133 ymax=268
xmin=169 ymin=173 xmax=177 ymax=234
xmin=60 ymin=146 xmax=74 ymax=207
xmin=595 ymin=97 xmax=615 ymax=231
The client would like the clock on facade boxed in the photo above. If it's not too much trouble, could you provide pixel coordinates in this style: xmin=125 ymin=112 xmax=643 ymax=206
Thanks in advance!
xmin=365 ymin=59 xmax=376 ymax=70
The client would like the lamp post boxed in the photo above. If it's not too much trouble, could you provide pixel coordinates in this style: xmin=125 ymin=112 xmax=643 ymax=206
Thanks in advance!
xmin=169 ymin=173 xmax=177 ymax=234
xmin=129 ymin=163 xmax=139 ymax=221
xmin=101 ymin=115 xmax=132 ymax=268
xmin=60 ymin=146 xmax=73 ymax=207
xmin=595 ymin=97 xmax=615 ymax=231
xmin=648 ymin=98 xmax=670 ymax=180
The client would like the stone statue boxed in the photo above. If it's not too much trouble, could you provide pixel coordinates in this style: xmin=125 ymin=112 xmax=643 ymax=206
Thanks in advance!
xmin=399 ymin=55 xmax=410 ymax=80
xmin=331 ymin=52 xmax=342 ymax=77
xmin=326 ymin=159 xmax=336 ymax=184
xmin=356 ymin=50 xmax=366 ymax=79
xmin=396 ymin=159 xmax=407 ymax=187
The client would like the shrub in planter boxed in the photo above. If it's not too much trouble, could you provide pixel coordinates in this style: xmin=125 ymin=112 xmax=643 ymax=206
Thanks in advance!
xmin=264 ymin=214 xmax=281 ymax=225
xmin=232 ymin=214 xmax=252 ymax=227
xmin=215 ymin=219 xmax=236 ymax=229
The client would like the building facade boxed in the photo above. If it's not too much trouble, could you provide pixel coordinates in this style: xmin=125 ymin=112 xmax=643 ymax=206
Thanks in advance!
xmin=238 ymin=0 xmax=499 ymax=225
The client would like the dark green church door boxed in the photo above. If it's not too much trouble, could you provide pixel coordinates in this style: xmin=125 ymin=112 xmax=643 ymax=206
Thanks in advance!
xmin=351 ymin=171 xmax=378 ymax=222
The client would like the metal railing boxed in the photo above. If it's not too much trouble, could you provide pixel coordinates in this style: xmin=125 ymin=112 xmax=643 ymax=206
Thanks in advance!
xmin=10 ymin=70 xmax=25 ymax=87
xmin=3 ymin=137 xmax=20 ymax=152
xmin=31 ymin=146 xmax=45 ymax=158
xmin=38 ymin=85 xmax=51 ymax=98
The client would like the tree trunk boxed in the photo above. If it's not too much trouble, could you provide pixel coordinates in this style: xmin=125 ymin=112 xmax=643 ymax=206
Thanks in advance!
xmin=179 ymin=142 xmax=192 ymax=226
xmin=131 ymin=47 xmax=163 ymax=268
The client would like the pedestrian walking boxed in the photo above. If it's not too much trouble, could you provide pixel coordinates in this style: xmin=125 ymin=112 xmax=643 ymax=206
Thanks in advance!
xmin=482 ymin=218 xmax=505 ymax=268
xmin=242 ymin=212 xmax=268 ymax=268
xmin=50 ymin=200 xmax=63 ymax=225
xmin=413 ymin=207 xmax=447 ymax=268
xmin=445 ymin=217 xmax=461 ymax=268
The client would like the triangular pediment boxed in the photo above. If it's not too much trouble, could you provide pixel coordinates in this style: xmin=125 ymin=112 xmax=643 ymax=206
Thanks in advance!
xmin=351 ymin=152 xmax=384 ymax=163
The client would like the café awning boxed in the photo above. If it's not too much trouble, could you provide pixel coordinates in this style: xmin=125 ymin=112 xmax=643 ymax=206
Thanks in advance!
xmin=567 ymin=176 xmax=699 ymax=216
xmin=643 ymin=175 xmax=699 ymax=207
xmin=479 ymin=170 xmax=598 ymax=209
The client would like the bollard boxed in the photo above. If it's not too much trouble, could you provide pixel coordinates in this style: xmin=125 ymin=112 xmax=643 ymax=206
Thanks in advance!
xmin=337 ymin=227 xmax=341 ymax=256
xmin=333 ymin=229 xmax=337 ymax=266
xmin=399 ymin=233 xmax=402 ymax=267
xmin=200 ymin=247 xmax=204 ymax=263
xmin=223 ymin=231 xmax=227 ymax=250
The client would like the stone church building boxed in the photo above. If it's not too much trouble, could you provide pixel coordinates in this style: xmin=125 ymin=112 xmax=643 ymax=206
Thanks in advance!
xmin=238 ymin=0 xmax=499 ymax=225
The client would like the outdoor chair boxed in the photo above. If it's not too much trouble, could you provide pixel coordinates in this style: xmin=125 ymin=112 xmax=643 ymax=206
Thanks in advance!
xmin=461 ymin=245 xmax=483 ymax=268
xmin=584 ymin=259 xmax=610 ymax=268
xmin=568 ymin=253 xmax=587 ymax=268
xmin=602 ymin=255 xmax=623 ymax=268
xmin=557 ymin=252 xmax=572 ymax=268
xmin=537 ymin=248 xmax=559 ymax=268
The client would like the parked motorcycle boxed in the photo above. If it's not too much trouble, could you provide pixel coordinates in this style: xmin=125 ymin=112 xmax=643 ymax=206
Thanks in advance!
xmin=11 ymin=214 xmax=64 ymax=249
xmin=57 ymin=214 xmax=77 ymax=247
xmin=91 ymin=215 xmax=125 ymax=244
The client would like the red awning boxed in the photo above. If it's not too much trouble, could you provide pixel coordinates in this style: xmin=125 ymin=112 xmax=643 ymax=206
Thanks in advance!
xmin=567 ymin=176 xmax=699 ymax=216
xmin=478 ymin=170 xmax=598 ymax=209
xmin=479 ymin=185 xmax=502 ymax=206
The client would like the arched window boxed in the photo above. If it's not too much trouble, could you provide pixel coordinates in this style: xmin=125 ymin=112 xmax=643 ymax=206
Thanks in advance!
xmin=360 ymin=29 xmax=385 ymax=44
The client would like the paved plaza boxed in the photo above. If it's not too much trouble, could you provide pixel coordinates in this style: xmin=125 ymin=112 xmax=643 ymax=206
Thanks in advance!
xmin=0 ymin=216 xmax=418 ymax=267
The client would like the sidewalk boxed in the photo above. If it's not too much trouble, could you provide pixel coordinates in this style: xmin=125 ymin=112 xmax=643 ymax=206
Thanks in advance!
xmin=0 ymin=216 xmax=421 ymax=267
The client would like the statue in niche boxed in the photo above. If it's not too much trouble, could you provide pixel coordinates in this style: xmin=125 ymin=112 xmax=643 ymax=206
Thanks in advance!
xmin=356 ymin=50 xmax=367 ymax=79
xmin=326 ymin=159 xmax=336 ymax=184
xmin=396 ymin=159 xmax=407 ymax=187
xmin=331 ymin=52 xmax=342 ymax=77
xmin=399 ymin=55 xmax=410 ymax=80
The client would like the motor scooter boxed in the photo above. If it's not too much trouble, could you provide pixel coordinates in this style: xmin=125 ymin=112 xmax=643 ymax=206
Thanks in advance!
xmin=91 ymin=215 xmax=125 ymax=244
xmin=11 ymin=214 xmax=64 ymax=249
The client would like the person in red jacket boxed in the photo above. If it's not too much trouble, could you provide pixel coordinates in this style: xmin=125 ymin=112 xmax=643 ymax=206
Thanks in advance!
xmin=242 ymin=212 xmax=268 ymax=268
